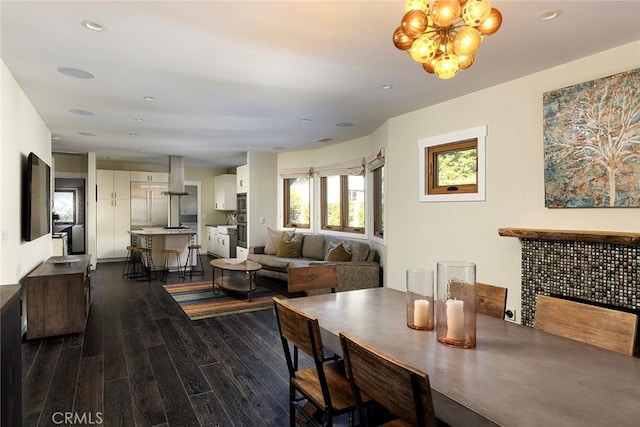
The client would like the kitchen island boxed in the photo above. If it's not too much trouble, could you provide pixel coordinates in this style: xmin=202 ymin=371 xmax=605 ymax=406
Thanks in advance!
xmin=130 ymin=228 xmax=197 ymax=273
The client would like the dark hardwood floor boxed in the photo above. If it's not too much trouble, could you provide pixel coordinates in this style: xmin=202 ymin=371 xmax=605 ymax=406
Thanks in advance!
xmin=21 ymin=257 xmax=312 ymax=427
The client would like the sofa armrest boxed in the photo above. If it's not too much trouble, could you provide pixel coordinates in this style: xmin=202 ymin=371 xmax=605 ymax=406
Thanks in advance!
xmin=309 ymin=261 xmax=380 ymax=293
xmin=250 ymin=246 xmax=265 ymax=254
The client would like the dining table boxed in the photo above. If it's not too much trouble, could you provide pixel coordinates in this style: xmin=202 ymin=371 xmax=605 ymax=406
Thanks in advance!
xmin=282 ymin=287 xmax=640 ymax=427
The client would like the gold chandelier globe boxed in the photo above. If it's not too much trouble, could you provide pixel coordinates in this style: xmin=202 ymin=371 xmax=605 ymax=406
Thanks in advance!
xmin=393 ymin=0 xmax=502 ymax=79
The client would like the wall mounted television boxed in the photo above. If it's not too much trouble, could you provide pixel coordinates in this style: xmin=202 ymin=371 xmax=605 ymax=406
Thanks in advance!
xmin=23 ymin=152 xmax=51 ymax=241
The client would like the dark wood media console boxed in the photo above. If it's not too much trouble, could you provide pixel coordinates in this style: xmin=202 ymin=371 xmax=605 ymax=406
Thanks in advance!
xmin=24 ymin=254 xmax=92 ymax=340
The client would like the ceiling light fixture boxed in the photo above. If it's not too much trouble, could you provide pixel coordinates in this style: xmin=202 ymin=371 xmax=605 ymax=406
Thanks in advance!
xmin=379 ymin=84 xmax=393 ymax=90
xmin=134 ymin=118 xmax=145 ymax=122
xmin=81 ymin=20 xmax=104 ymax=31
xmin=144 ymin=96 xmax=156 ymax=101
xmin=538 ymin=10 xmax=560 ymax=21
xmin=393 ymin=0 xmax=503 ymax=79
xmin=69 ymin=108 xmax=96 ymax=116
xmin=57 ymin=67 xmax=95 ymax=79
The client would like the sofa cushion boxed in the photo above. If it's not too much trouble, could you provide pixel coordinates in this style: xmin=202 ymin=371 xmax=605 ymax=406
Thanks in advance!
xmin=326 ymin=242 xmax=352 ymax=262
xmin=326 ymin=237 xmax=370 ymax=262
xmin=276 ymin=233 xmax=303 ymax=258
xmin=301 ymin=234 xmax=326 ymax=260
xmin=248 ymin=253 xmax=290 ymax=270
xmin=265 ymin=227 xmax=294 ymax=255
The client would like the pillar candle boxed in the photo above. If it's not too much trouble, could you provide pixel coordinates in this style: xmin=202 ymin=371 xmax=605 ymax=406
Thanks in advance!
xmin=414 ymin=299 xmax=430 ymax=328
xmin=446 ymin=299 xmax=465 ymax=341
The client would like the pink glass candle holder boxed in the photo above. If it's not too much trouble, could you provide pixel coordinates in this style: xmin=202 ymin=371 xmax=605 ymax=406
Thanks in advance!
xmin=406 ymin=268 xmax=434 ymax=330
xmin=436 ymin=261 xmax=476 ymax=348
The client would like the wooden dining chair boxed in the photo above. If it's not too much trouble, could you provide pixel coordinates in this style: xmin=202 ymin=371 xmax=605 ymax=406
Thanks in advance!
xmin=476 ymin=282 xmax=508 ymax=319
xmin=339 ymin=330 xmax=438 ymax=427
xmin=534 ymin=294 xmax=638 ymax=356
xmin=288 ymin=264 xmax=338 ymax=295
xmin=273 ymin=297 xmax=361 ymax=426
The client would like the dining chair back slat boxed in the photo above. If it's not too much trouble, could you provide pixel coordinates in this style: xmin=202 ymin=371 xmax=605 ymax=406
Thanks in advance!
xmin=476 ymin=282 xmax=508 ymax=319
xmin=534 ymin=294 xmax=638 ymax=356
xmin=273 ymin=298 xmax=362 ymax=426
xmin=288 ymin=264 xmax=338 ymax=294
xmin=339 ymin=331 xmax=437 ymax=427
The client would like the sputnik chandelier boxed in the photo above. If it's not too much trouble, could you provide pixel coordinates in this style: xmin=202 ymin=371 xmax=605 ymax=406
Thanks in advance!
xmin=393 ymin=0 xmax=503 ymax=79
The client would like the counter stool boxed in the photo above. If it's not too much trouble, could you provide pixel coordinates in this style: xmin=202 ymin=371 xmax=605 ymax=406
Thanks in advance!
xmin=122 ymin=245 xmax=137 ymax=277
xmin=138 ymin=247 xmax=158 ymax=282
xmin=161 ymin=248 xmax=184 ymax=282
xmin=183 ymin=244 xmax=205 ymax=278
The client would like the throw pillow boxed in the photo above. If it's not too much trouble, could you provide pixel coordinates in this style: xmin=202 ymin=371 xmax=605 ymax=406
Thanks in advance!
xmin=276 ymin=233 xmax=303 ymax=258
xmin=326 ymin=242 xmax=352 ymax=262
xmin=324 ymin=241 xmax=338 ymax=261
xmin=265 ymin=227 xmax=283 ymax=255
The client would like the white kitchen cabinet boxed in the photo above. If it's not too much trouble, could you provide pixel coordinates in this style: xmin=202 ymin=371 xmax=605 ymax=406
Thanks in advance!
xmin=97 ymin=170 xmax=130 ymax=200
xmin=130 ymin=171 xmax=169 ymax=182
xmin=206 ymin=226 xmax=217 ymax=255
xmin=214 ymin=174 xmax=237 ymax=210
xmin=236 ymin=164 xmax=249 ymax=193
xmin=97 ymin=169 xmax=131 ymax=259
xmin=236 ymin=246 xmax=248 ymax=260
xmin=97 ymin=198 xmax=131 ymax=259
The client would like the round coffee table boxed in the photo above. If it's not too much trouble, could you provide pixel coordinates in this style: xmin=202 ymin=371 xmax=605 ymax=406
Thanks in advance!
xmin=210 ymin=258 xmax=262 ymax=301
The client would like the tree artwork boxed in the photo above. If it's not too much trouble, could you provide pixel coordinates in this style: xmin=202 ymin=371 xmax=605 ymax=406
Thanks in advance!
xmin=543 ymin=68 xmax=640 ymax=207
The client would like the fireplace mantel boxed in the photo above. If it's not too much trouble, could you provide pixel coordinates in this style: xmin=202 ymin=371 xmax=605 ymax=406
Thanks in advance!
xmin=498 ymin=228 xmax=640 ymax=246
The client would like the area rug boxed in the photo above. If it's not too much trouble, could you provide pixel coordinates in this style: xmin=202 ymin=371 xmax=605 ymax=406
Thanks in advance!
xmin=162 ymin=281 xmax=279 ymax=320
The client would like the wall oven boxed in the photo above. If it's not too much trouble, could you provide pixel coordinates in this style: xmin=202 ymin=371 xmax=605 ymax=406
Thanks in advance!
xmin=236 ymin=193 xmax=247 ymax=248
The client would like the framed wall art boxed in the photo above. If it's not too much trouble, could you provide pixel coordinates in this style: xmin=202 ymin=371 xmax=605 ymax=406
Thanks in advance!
xmin=543 ymin=68 xmax=640 ymax=208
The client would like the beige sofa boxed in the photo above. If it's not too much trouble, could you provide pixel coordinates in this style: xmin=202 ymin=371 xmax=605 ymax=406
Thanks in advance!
xmin=247 ymin=233 xmax=381 ymax=293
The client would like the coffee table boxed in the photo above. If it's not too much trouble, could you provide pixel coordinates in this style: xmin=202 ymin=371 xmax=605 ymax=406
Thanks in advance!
xmin=210 ymin=258 xmax=262 ymax=301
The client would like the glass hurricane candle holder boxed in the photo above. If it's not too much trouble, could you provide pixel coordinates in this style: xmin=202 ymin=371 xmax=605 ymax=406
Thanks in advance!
xmin=406 ymin=268 xmax=434 ymax=330
xmin=436 ymin=261 xmax=476 ymax=348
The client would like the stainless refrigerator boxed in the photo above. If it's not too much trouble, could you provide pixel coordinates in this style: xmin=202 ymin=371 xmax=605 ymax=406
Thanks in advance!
xmin=130 ymin=181 xmax=169 ymax=229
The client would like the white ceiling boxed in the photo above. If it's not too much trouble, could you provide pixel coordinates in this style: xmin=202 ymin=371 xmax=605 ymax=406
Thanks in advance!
xmin=2 ymin=1 xmax=639 ymax=167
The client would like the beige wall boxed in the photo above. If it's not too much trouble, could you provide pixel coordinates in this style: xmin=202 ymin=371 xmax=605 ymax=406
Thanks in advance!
xmin=385 ymin=41 xmax=640 ymax=316
xmin=53 ymin=153 xmax=88 ymax=173
xmin=274 ymin=41 xmax=640 ymax=319
xmin=1 ymin=60 xmax=52 ymax=285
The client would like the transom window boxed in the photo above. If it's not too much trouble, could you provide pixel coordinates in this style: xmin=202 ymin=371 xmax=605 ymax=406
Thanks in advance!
xmin=418 ymin=125 xmax=487 ymax=202
xmin=427 ymin=138 xmax=478 ymax=195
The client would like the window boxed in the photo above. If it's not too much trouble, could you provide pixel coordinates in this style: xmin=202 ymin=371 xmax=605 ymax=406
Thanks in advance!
xmin=372 ymin=165 xmax=384 ymax=238
xmin=283 ymin=177 xmax=310 ymax=229
xmin=321 ymin=174 xmax=365 ymax=234
xmin=418 ymin=125 xmax=487 ymax=202
xmin=53 ymin=189 xmax=76 ymax=224
xmin=427 ymin=138 xmax=478 ymax=195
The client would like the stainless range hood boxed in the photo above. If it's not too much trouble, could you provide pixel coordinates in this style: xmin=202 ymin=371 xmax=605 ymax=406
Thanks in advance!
xmin=164 ymin=155 xmax=189 ymax=196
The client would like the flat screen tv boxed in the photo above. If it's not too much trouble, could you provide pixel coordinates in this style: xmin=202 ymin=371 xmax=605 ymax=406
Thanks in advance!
xmin=23 ymin=152 xmax=51 ymax=241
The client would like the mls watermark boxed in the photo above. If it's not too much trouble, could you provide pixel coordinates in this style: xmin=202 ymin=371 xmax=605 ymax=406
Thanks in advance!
xmin=52 ymin=412 xmax=103 ymax=425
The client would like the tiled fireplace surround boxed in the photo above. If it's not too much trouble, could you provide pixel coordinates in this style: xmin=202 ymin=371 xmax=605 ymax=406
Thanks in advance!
xmin=499 ymin=228 xmax=640 ymax=327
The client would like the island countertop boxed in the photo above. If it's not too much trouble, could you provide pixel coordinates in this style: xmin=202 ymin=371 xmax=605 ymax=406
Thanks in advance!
xmin=129 ymin=228 xmax=196 ymax=236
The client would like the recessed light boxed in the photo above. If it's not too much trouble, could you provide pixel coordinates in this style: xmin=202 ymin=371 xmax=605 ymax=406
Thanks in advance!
xmin=300 ymin=118 xmax=312 ymax=123
xmin=144 ymin=96 xmax=156 ymax=101
xmin=58 ymin=67 xmax=95 ymax=79
xmin=51 ymin=136 xmax=60 ymax=142
xmin=272 ymin=146 xmax=286 ymax=150
xmin=129 ymin=133 xmax=139 ymax=137
xmin=379 ymin=84 xmax=393 ymax=90
xmin=336 ymin=122 xmax=354 ymax=128
xmin=315 ymin=137 xmax=333 ymax=143
xmin=78 ymin=132 xmax=97 ymax=136
xmin=69 ymin=108 xmax=96 ymax=116
xmin=538 ymin=10 xmax=560 ymax=21
xmin=134 ymin=118 xmax=145 ymax=122
xmin=81 ymin=20 xmax=104 ymax=31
